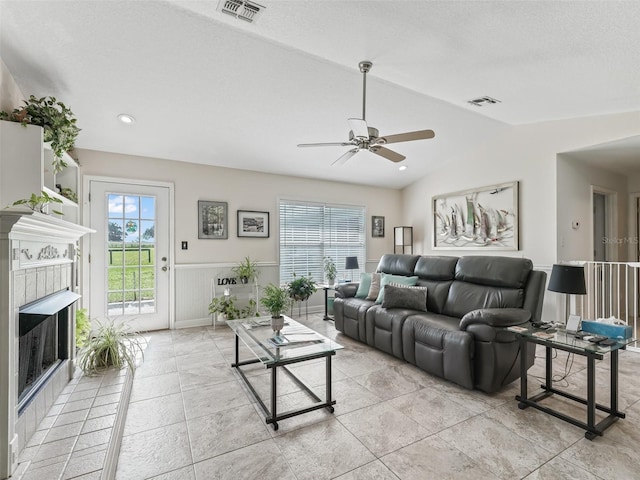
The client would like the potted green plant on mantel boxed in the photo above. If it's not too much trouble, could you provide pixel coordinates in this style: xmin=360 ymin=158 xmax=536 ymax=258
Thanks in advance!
xmin=323 ymin=257 xmax=337 ymax=286
xmin=7 ymin=190 xmax=63 ymax=215
xmin=260 ymin=284 xmax=291 ymax=333
xmin=0 ymin=95 xmax=81 ymax=173
xmin=232 ymin=256 xmax=260 ymax=284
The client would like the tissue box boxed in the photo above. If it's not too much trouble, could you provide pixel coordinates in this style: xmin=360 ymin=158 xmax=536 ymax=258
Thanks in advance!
xmin=581 ymin=320 xmax=633 ymax=339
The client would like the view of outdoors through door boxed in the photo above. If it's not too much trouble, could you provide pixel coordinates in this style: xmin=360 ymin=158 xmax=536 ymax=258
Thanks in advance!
xmin=107 ymin=194 xmax=156 ymax=316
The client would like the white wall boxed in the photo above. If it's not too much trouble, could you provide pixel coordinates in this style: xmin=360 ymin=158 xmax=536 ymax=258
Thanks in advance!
xmin=402 ymin=112 xmax=640 ymax=266
xmin=556 ymin=155 xmax=628 ymax=262
xmin=0 ymin=59 xmax=23 ymax=112
xmin=78 ymin=149 xmax=402 ymax=325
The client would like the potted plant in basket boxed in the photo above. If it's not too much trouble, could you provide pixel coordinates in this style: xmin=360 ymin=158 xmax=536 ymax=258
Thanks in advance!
xmin=260 ymin=283 xmax=291 ymax=333
xmin=288 ymin=274 xmax=317 ymax=302
xmin=323 ymin=257 xmax=337 ymax=286
xmin=232 ymin=256 xmax=260 ymax=284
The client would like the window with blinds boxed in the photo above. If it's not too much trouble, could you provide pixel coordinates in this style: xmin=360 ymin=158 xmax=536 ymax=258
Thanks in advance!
xmin=279 ymin=200 xmax=365 ymax=285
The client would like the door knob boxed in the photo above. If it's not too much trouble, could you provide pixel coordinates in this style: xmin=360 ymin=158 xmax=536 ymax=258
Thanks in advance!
xmin=162 ymin=266 xmax=168 ymax=272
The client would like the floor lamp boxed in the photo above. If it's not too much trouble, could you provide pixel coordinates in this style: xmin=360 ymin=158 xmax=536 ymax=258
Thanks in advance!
xmin=548 ymin=264 xmax=586 ymax=326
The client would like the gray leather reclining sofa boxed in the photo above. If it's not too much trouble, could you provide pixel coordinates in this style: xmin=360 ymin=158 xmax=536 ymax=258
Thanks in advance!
xmin=333 ymin=254 xmax=546 ymax=393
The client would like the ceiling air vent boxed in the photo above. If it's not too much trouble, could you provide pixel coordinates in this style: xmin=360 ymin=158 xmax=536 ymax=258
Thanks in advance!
xmin=467 ymin=96 xmax=501 ymax=107
xmin=218 ymin=0 xmax=265 ymax=23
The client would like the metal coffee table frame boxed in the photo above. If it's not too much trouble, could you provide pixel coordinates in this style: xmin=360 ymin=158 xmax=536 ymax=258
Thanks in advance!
xmin=515 ymin=330 xmax=632 ymax=440
xmin=230 ymin=319 xmax=339 ymax=431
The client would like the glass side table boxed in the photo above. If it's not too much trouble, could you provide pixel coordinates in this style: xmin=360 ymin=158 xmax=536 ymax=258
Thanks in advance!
xmin=514 ymin=327 xmax=635 ymax=440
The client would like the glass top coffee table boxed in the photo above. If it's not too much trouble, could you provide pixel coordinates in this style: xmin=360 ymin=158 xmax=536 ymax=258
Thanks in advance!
xmin=514 ymin=327 xmax=635 ymax=440
xmin=227 ymin=315 xmax=343 ymax=430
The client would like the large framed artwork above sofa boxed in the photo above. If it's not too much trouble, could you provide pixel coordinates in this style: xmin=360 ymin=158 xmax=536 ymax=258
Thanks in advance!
xmin=432 ymin=181 xmax=519 ymax=250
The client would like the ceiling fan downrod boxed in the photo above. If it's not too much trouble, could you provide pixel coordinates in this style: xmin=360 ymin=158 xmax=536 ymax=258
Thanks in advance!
xmin=359 ymin=61 xmax=372 ymax=121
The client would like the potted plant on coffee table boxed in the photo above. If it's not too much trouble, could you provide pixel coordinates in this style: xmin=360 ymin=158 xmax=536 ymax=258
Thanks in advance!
xmin=260 ymin=283 xmax=291 ymax=334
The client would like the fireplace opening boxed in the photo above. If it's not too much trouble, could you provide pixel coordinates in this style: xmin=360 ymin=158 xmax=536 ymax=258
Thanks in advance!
xmin=18 ymin=289 xmax=80 ymax=413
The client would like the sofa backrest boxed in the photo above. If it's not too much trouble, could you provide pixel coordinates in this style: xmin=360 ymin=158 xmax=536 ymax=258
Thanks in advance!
xmin=414 ymin=256 xmax=458 ymax=313
xmin=376 ymin=254 xmax=420 ymax=276
xmin=441 ymin=256 xmax=532 ymax=318
xmin=376 ymin=254 xmax=543 ymax=320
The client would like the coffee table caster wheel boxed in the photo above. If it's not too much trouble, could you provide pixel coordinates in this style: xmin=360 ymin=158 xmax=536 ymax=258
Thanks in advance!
xmin=272 ymin=422 xmax=279 ymax=431
xmin=585 ymin=431 xmax=597 ymax=441
xmin=328 ymin=406 xmax=334 ymax=413
xmin=518 ymin=403 xmax=526 ymax=410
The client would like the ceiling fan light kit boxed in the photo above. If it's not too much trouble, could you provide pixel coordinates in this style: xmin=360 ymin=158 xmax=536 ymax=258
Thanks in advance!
xmin=297 ymin=60 xmax=435 ymax=165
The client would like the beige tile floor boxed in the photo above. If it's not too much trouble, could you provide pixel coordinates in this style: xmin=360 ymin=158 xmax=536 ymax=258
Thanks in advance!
xmin=113 ymin=314 xmax=640 ymax=480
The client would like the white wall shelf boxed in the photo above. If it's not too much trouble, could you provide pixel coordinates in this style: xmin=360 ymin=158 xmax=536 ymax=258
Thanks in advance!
xmin=0 ymin=121 xmax=80 ymax=223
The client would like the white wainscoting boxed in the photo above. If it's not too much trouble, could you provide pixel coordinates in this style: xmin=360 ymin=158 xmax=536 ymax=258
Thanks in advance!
xmin=173 ymin=260 xmax=381 ymax=328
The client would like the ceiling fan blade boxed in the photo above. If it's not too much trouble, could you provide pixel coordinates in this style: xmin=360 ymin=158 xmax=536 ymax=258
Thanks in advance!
xmin=348 ymin=118 xmax=369 ymax=140
xmin=370 ymin=146 xmax=405 ymax=163
xmin=375 ymin=129 xmax=435 ymax=145
xmin=331 ymin=148 xmax=359 ymax=166
xmin=297 ymin=142 xmax=354 ymax=147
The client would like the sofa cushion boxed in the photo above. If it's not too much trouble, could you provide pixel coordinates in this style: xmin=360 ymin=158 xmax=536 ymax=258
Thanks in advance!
xmin=355 ymin=272 xmax=372 ymax=298
xmin=414 ymin=256 xmax=458 ymax=281
xmin=376 ymin=254 xmax=420 ymax=276
xmin=376 ymin=274 xmax=419 ymax=303
xmin=366 ymin=273 xmax=382 ymax=300
xmin=455 ymin=256 xmax=532 ymax=288
xmin=442 ymin=281 xmax=524 ymax=319
xmin=382 ymin=283 xmax=428 ymax=311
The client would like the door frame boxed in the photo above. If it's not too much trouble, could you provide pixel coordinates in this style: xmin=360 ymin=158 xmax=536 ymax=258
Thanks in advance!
xmin=81 ymin=175 xmax=176 ymax=329
xmin=590 ymin=185 xmax=618 ymax=262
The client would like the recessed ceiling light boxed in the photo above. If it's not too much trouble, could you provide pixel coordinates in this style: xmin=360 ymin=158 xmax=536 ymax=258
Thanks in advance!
xmin=118 ymin=114 xmax=135 ymax=124
xmin=399 ymin=165 xmax=407 ymax=171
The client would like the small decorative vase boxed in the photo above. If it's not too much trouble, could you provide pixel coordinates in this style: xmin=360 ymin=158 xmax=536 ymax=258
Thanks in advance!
xmin=271 ymin=315 xmax=284 ymax=334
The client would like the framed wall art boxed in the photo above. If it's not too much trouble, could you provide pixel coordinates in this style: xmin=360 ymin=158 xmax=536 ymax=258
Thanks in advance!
xmin=198 ymin=200 xmax=228 ymax=239
xmin=372 ymin=216 xmax=385 ymax=238
xmin=432 ymin=181 xmax=519 ymax=250
xmin=237 ymin=210 xmax=269 ymax=238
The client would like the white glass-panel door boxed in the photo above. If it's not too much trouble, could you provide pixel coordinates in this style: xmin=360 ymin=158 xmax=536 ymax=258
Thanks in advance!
xmin=88 ymin=180 xmax=171 ymax=331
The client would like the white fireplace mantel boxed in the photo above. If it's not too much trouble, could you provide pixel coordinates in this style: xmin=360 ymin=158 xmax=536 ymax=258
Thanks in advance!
xmin=0 ymin=211 xmax=93 ymax=479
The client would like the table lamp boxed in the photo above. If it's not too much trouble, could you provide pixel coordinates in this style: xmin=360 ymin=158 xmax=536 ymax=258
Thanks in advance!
xmin=345 ymin=256 xmax=359 ymax=282
xmin=548 ymin=264 xmax=586 ymax=325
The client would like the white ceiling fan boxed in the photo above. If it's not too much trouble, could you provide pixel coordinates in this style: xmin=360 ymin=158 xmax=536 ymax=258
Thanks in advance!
xmin=297 ymin=60 xmax=435 ymax=165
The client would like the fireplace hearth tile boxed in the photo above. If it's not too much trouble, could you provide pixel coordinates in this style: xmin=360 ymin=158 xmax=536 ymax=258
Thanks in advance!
xmin=19 ymin=458 xmax=66 ymax=480
xmin=30 ymin=436 xmax=75 ymax=463
xmin=63 ymin=449 xmax=107 ymax=479
xmin=68 ymin=388 xmax=98 ymax=403
xmin=52 ymin=409 xmax=89 ymax=428
xmin=43 ymin=421 xmax=84 ymax=443
xmin=86 ymin=402 xmax=118 ymax=419
xmin=74 ymin=427 xmax=113 ymax=452
xmin=92 ymin=392 xmax=121 ymax=407
xmin=61 ymin=397 xmax=94 ymax=415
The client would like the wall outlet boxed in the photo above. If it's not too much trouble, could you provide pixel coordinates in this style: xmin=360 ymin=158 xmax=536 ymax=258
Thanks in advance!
xmin=181 ymin=241 xmax=188 ymax=250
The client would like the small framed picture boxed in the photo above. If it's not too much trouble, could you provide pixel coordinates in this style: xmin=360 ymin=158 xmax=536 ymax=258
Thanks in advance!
xmin=198 ymin=201 xmax=228 ymax=239
xmin=372 ymin=216 xmax=385 ymax=238
xmin=237 ymin=210 xmax=269 ymax=238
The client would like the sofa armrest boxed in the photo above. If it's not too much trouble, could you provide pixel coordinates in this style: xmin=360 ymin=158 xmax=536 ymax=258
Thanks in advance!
xmin=460 ymin=308 xmax=531 ymax=330
xmin=335 ymin=283 xmax=358 ymax=299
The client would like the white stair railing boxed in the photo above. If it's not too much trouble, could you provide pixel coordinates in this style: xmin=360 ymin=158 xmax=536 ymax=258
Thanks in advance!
xmin=580 ymin=261 xmax=639 ymax=347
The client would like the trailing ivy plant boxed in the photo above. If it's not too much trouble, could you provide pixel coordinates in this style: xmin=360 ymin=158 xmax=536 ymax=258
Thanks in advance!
xmin=0 ymin=95 xmax=80 ymax=173
xmin=7 ymin=191 xmax=63 ymax=215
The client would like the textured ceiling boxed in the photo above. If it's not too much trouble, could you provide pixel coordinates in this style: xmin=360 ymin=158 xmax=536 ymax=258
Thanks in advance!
xmin=1 ymin=0 xmax=639 ymax=188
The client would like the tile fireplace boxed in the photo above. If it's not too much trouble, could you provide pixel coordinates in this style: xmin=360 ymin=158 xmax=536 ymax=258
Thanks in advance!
xmin=0 ymin=212 xmax=92 ymax=479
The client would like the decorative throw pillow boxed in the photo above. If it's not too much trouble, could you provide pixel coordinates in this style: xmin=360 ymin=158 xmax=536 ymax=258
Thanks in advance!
xmin=375 ymin=274 xmax=419 ymax=304
xmin=366 ymin=273 xmax=381 ymax=300
xmin=382 ymin=283 xmax=428 ymax=311
xmin=355 ymin=273 xmax=372 ymax=299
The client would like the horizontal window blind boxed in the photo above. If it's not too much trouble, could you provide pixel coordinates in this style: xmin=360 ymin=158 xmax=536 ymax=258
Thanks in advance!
xmin=279 ymin=200 xmax=365 ymax=285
